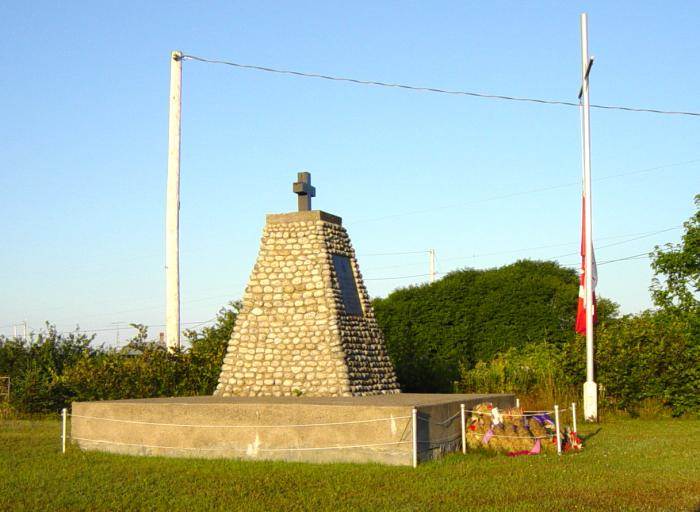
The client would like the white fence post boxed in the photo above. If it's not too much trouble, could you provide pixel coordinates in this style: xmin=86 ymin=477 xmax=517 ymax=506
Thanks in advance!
xmin=515 ymin=397 xmax=520 ymax=409
xmin=571 ymin=402 xmax=578 ymax=433
xmin=554 ymin=405 xmax=561 ymax=455
xmin=61 ymin=408 xmax=67 ymax=454
xmin=460 ymin=403 xmax=466 ymax=454
xmin=412 ymin=408 xmax=418 ymax=468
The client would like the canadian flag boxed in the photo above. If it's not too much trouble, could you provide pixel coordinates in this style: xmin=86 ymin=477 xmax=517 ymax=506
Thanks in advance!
xmin=575 ymin=198 xmax=597 ymax=334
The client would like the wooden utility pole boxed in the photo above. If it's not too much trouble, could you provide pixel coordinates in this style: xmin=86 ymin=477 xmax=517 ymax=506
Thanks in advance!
xmin=166 ymin=50 xmax=183 ymax=352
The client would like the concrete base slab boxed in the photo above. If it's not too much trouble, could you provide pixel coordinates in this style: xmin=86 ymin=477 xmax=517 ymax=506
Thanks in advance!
xmin=71 ymin=393 xmax=514 ymax=465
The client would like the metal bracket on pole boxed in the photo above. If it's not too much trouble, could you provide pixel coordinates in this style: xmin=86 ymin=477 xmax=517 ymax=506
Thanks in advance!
xmin=578 ymin=57 xmax=595 ymax=99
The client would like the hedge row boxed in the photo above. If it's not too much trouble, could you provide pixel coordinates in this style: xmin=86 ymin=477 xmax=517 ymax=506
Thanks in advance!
xmin=372 ymin=260 xmax=618 ymax=392
xmin=459 ymin=310 xmax=699 ymax=416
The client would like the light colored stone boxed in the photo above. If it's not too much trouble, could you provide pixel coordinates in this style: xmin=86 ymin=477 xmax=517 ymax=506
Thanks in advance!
xmin=215 ymin=210 xmax=400 ymax=398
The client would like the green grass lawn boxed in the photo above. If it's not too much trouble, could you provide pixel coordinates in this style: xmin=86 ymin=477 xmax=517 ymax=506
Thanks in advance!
xmin=1 ymin=417 xmax=698 ymax=511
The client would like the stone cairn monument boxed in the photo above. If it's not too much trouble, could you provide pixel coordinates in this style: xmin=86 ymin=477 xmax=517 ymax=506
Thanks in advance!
xmin=216 ymin=172 xmax=400 ymax=397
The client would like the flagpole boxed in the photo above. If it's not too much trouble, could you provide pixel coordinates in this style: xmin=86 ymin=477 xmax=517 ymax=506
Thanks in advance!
xmin=580 ymin=13 xmax=597 ymax=421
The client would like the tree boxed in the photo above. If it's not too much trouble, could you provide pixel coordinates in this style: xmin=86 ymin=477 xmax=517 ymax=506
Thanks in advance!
xmin=651 ymin=194 xmax=700 ymax=313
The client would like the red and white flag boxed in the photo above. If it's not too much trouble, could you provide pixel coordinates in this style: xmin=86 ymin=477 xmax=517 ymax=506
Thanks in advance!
xmin=575 ymin=198 xmax=597 ymax=334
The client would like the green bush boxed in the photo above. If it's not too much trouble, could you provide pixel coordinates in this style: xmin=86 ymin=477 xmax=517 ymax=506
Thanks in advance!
xmin=459 ymin=310 xmax=699 ymax=416
xmin=0 ymin=303 xmax=238 ymax=414
xmin=60 ymin=345 xmax=186 ymax=402
xmin=594 ymin=311 xmax=698 ymax=416
xmin=60 ymin=304 xmax=238 ymax=404
xmin=373 ymin=260 xmax=581 ymax=392
xmin=0 ymin=326 xmax=94 ymax=413
xmin=459 ymin=341 xmax=571 ymax=405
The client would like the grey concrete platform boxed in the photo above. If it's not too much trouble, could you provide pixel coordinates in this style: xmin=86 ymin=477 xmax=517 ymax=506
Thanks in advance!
xmin=71 ymin=393 xmax=514 ymax=465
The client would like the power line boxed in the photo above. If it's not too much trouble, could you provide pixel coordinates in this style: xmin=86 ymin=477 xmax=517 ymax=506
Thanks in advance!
xmin=594 ymin=158 xmax=700 ymax=181
xmin=597 ymin=252 xmax=651 ymax=266
xmin=349 ymin=158 xmax=699 ymax=225
xmin=560 ymin=251 xmax=652 ymax=268
xmin=360 ymin=249 xmax=429 ymax=257
xmin=182 ymin=54 xmax=700 ymax=118
xmin=364 ymin=272 xmax=437 ymax=281
xmin=547 ymin=226 xmax=680 ymax=259
xmin=588 ymin=227 xmax=678 ymax=250
xmin=361 ymin=226 xmax=679 ymax=273
xmin=8 ymin=246 xmax=657 ymax=333
xmin=9 ymin=224 xmax=678 ymax=329
xmin=352 ymin=182 xmax=577 ymax=225
xmin=8 ymin=155 xmax=692 ymax=313
xmin=55 ymin=319 xmax=217 ymax=336
xmin=367 ymin=233 xmax=672 ymax=281
xmin=367 ymin=248 xmax=653 ymax=282
xmin=44 ymin=284 xmax=247 ymax=326
xmin=436 ymin=226 xmax=680 ymax=265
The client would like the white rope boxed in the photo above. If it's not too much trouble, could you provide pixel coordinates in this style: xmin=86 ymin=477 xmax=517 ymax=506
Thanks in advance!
xmin=468 ymin=431 xmax=553 ymax=440
xmin=465 ymin=409 xmax=554 ymax=418
xmin=416 ymin=433 xmax=462 ymax=445
xmin=69 ymin=436 xmax=410 ymax=452
xmin=252 ymin=440 xmax=411 ymax=452
xmin=417 ymin=410 xmax=461 ymax=426
xmin=69 ymin=413 xmax=410 ymax=429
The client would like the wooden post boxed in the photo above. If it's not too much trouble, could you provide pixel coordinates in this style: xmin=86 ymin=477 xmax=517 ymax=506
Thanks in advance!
xmin=166 ymin=50 xmax=183 ymax=352
xmin=61 ymin=408 xmax=67 ymax=454
xmin=412 ymin=408 xmax=418 ymax=468
xmin=460 ymin=403 xmax=466 ymax=454
xmin=554 ymin=405 xmax=562 ymax=455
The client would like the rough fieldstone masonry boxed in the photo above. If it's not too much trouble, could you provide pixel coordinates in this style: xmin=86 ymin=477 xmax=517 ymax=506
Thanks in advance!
xmin=215 ymin=210 xmax=401 ymax=397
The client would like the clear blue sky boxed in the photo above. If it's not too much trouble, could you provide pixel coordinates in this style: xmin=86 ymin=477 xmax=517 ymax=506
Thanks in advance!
xmin=1 ymin=1 xmax=698 ymax=343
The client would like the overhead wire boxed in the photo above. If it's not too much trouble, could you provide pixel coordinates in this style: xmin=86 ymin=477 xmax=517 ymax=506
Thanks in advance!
xmin=54 ymin=319 xmax=218 ymax=335
xmin=349 ymin=158 xmax=699 ymax=225
xmin=8 ymin=225 xmax=678 ymax=332
xmin=364 ymin=272 xmax=437 ymax=281
xmin=367 ymin=248 xmax=654 ymax=282
xmin=361 ymin=225 xmax=679 ymax=272
xmin=15 ymin=56 xmax=696 ymax=327
xmin=547 ymin=226 xmax=680 ymax=259
xmin=10 ymin=55 xmax=693 ymax=335
xmin=181 ymin=54 xmax=700 ymax=117
xmin=596 ymin=252 xmax=651 ymax=266
xmin=360 ymin=249 xmax=429 ymax=257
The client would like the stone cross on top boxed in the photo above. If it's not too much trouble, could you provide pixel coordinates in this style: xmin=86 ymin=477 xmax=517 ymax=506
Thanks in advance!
xmin=292 ymin=171 xmax=316 ymax=211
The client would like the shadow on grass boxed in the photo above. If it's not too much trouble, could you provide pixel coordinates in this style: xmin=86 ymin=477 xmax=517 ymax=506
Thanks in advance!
xmin=579 ymin=427 xmax=602 ymax=442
